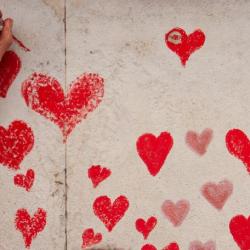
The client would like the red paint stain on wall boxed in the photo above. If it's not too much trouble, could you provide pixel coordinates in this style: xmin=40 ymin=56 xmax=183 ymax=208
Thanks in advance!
xmin=88 ymin=165 xmax=111 ymax=188
xmin=14 ymin=169 xmax=35 ymax=191
xmin=82 ymin=228 xmax=102 ymax=249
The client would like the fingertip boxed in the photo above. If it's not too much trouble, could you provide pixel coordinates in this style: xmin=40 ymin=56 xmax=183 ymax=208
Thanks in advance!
xmin=4 ymin=18 xmax=13 ymax=30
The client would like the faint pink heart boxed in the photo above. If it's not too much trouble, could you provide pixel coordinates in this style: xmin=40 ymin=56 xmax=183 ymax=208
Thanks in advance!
xmin=162 ymin=200 xmax=190 ymax=226
xmin=186 ymin=129 xmax=213 ymax=155
xmin=189 ymin=240 xmax=216 ymax=250
xmin=201 ymin=180 xmax=233 ymax=210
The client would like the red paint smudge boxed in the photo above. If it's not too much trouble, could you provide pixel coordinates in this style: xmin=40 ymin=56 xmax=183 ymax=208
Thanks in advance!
xmin=163 ymin=243 xmax=180 ymax=250
xmin=141 ymin=244 xmax=157 ymax=250
xmin=165 ymin=27 xmax=205 ymax=66
xmin=14 ymin=169 xmax=35 ymax=191
xmin=15 ymin=208 xmax=47 ymax=248
xmin=0 ymin=120 xmax=34 ymax=170
xmin=82 ymin=228 xmax=102 ymax=249
xmin=226 ymin=129 xmax=250 ymax=173
xmin=135 ymin=216 xmax=157 ymax=240
xmin=88 ymin=165 xmax=111 ymax=188
xmin=201 ymin=179 xmax=233 ymax=210
xmin=189 ymin=240 xmax=216 ymax=250
xmin=230 ymin=215 xmax=250 ymax=250
xmin=93 ymin=195 xmax=129 ymax=232
xmin=22 ymin=72 xmax=104 ymax=142
xmin=136 ymin=132 xmax=173 ymax=176
xmin=13 ymin=35 xmax=30 ymax=52
xmin=186 ymin=128 xmax=213 ymax=156
xmin=162 ymin=200 xmax=190 ymax=227
xmin=0 ymin=50 xmax=21 ymax=98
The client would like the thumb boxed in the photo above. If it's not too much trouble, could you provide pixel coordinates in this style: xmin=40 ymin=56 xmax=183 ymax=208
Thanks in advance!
xmin=2 ymin=18 xmax=13 ymax=35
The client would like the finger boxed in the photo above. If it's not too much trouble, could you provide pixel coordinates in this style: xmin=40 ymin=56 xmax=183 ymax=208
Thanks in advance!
xmin=2 ymin=18 xmax=13 ymax=34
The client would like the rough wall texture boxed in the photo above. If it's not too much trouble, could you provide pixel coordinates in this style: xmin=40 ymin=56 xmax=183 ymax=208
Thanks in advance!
xmin=1 ymin=0 xmax=250 ymax=249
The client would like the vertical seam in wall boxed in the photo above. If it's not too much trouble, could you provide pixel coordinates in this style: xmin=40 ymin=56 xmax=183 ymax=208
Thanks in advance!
xmin=64 ymin=0 xmax=68 ymax=249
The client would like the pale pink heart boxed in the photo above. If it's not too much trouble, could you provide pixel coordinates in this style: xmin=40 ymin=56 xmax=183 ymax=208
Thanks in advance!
xmin=161 ymin=200 xmax=190 ymax=226
xmin=186 ymin=128 xmax=213 ymax=155
xmin=189 ymin=240 xmax=216 ymax=250
xmin=201 ymin=180 xmax=233 ymax=210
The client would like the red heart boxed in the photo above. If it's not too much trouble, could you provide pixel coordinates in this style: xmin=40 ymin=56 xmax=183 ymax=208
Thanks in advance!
xmin=135 ymin=216 xmax=157 ymax=239
xmin=162 ymin=200 xmax=190 ymax=227
xmin=0 ymin=51 xmax=21 ymax=98
xmin=186 ymin=129 xmax=213 ymax=156
xmin=22 ymin=72 xmax=104 ymax=142
xmin=14 ymin=169 xmax=35 ymax=191
xmin=163 ymin=243 xmax=180 ymax=250
xmin=141 ymin=244 xmax=157 ymax=250
xmin=201 ymin=179 xmax=233 ymax=210
xmin=82 ymin=228 xmax=102 ymax=249
xmin=93 ymin=195 xmax=129 ymax=232
xmin=230 ymin=215 xmax=250 ymax=250
xmin=189 ymin=241 xmax=216 ymax=250
xmin=15 ymin=208 xmax=47 ymax=248
xmin=136 ymin=132 xmax=173 ymax=176
xmin=226 ymin=129 xmax=250 ymax=173
xmin=165 ymin=27 xmax=205 ymax=66
xmin=0 ymin=120 xmax=34 ymax=170
xmin=88 ymin=165 xmax=111 ymax=188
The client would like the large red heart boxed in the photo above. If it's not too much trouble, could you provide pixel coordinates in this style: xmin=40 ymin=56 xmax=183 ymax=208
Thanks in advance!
xmin=15 ymin=208 xmax=47 ymax=248
xmin=88 ymin=165 xmax=111 ymax=188
xmin=226 ymin=129 xmax=250 ymax=173
xmin=162 ymin=200 xmax=190 ymax=227
xmin=82 ymin=228 xmax=102 ymax=249
xmin=201 ymin=179 xmax=233 ymax=210
xmin=165 ymin=27 xmax=205 ymax=66
xmin=14 ymin=169 xmax=35 ymax=191
xmin=230 ymin=215 xmax=250 ymax=250
xmin=136 ymin=132 xmax=173 ymax=176
xmin=22 ymin=72 xmax=104 ymax=142
xmin=93 ymin=195 xmax=129 ymax=232
xmin=0 ymin=51 xmax=21 ymax=98
xmin=189 ymin=241 xmax=216 ymax=250
xmin=135 ymin=216 xmax=157 ymax=239
xmin=186 ymin=128 xmax=213 ymax=156
xmin=0 ymin=120 xmax=34 ymax=170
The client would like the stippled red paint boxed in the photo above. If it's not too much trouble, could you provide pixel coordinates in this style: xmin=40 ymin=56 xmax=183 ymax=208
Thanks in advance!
xmin=135 ymin=216 xmax=157 ymax=240
xmin=201 ymin=179 xmax=233 ymax=210
xmin=0 ymin=51 xmax=21 ymax=98
xmin=22 ymin=72 xmax=104 ymax=142
xmin=189 ymin=240 xmax=216 ymax=250
xmin=162 ymin=199 xmax=190 ymax=227
xmin=0 ymin=120 xmax=34 ymax=170
xmin=226 ymin=129 xmax=250 ymax=173
xmin=82 ymin=228 xmax=102 ymax=249
xmin=15 ymin=208 xmax=47 ymax=248
xmin=93 ymin=195 xmax=129 ymax=232
xmin=88 ymin=165 xmax=111 ymax=188
xmin=14 ymin=169 xmax=35 ymax=191
xmin=136 ymin=132 xmax=173 ymax=176
xmin=165 ymin=27 xmax=205 ymax=66
xmin=230 ymin=215 xmax=250 ymax=250
xmin=186 ymin=129 xmax=213 ymax=156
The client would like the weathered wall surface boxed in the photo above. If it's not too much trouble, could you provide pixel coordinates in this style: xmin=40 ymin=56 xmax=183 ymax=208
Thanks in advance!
xmin=1 ymin=0 xmax=250 ymax=249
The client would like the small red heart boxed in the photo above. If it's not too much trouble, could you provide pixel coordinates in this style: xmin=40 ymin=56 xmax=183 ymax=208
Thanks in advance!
xmin=93 ymin=195 xmax=129 ymax=232
xmin=201 ymin=179 xmax=233 ymax=210
xmin=162 ymin=200 xmax=190 ymax=227
xmin=82 ymin=228 xmax=102 ymax=249
xmin=230 ymin=215 xmax=250 ymax=250
xmin=141 ymin=244 xmax=157 ymax=250
xmin=22 ymin=72 xmax=104 ymax=142
xmin=0 ymin=51 xmax=21 ymax=98
xmin=135 ymin=216 xmax=157 ymax=239
xmin=186 ymin=129 xmax=213 ymax=156
xmin=14 ymin=169 xmax=35 ymax=191
xmin=15 ymin=208 xmax=47 ymax=248
xmin=189 ymin=240 xmax=216 ymax=250
xmin=136 ymin=132 xmax=173 ymax=176
xmin=226 ymin=129 xmax=250 ymax=173
xmin=88 ymin=165 xmax=111 ymax=188
xmin=163 ymin=243 xmax=180 ymax=250
xmin=0 ymin=120 xmax=34 ymax=170
xmin=165 ymin=27 xmax=205 ymax=66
